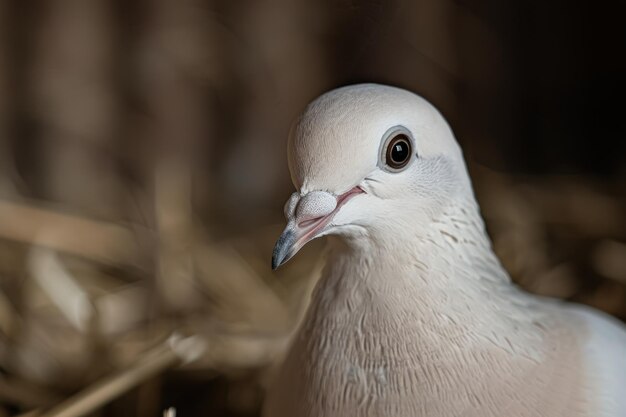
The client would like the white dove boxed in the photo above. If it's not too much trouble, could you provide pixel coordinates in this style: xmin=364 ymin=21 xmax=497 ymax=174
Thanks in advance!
xmin=265 ymin=84 xmax=626 ymax=417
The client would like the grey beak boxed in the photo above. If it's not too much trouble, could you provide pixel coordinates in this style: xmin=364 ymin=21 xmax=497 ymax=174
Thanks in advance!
xmin=272 ymin=228 xmax=296 ymax=270
xmin=272 ymin=189 xmax=349 ymax=270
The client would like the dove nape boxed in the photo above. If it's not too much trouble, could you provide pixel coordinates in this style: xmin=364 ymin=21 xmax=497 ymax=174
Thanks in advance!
xmin=266 ymin=84 xmax=626 ymax=417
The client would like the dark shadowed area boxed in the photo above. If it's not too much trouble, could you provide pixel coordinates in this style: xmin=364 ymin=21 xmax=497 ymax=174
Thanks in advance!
xmin=0 ymin=1 xmax=624 ymax=416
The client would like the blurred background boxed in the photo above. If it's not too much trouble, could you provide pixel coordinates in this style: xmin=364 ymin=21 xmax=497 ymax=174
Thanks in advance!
xmin=0 ymin=0 xmax=624 ymax=416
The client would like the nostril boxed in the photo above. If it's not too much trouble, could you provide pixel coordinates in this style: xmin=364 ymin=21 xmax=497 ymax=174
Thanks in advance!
xmin=295 ymin=191 xmax=337 ymax=224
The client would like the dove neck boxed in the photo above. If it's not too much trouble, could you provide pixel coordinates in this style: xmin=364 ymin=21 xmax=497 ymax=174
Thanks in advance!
xmin=282 ymin=201 xmax=579 ymax=417
xmin=315 ymin=197 xmax=513 ymax=317
xmin=333 ymin=195 xmax=508 ymax=282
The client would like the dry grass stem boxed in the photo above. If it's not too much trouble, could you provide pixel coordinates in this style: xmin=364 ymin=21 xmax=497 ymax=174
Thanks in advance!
xmin=38 ymin=335 xmax=204 ymax=417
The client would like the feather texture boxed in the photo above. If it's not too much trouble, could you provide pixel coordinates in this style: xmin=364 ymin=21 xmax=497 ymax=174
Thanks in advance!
xmin=265 ymin=84 xmax=626 ymax=417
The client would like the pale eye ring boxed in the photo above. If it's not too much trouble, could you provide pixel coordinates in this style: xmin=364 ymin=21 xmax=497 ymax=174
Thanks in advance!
xmin=378 ymin=126 xmax=416 ymax=172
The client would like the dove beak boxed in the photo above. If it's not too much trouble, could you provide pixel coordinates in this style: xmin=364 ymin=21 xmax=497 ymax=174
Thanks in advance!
xmin=272 ymin=186 xmax=364 ymax=270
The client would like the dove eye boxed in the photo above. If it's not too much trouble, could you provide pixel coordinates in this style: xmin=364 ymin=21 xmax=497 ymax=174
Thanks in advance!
xmin=379 ymin=126 xmax=415 ymax=172
xmin=386 ymin=134 xmax=411 ymax=169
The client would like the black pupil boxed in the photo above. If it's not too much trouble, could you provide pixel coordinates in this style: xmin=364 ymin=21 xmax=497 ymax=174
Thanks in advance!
xmin=390 ymin=140 xmax=409 ymax=163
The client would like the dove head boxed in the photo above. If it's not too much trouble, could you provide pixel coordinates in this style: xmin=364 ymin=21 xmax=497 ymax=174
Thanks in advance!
xmin=272 ymin=84 xmax=474 ymax=269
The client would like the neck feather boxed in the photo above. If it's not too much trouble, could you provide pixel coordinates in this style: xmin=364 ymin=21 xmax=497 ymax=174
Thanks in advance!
xmin=308 ymin=196 xmax=535 ymax=356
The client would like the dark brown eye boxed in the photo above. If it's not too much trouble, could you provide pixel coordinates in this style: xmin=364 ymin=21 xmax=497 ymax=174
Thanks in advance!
xmin=385 ymin=134 xmax=412 ymax=169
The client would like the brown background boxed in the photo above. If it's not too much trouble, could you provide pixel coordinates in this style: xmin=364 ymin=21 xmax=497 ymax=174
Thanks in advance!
xmin=0 ymin=1 xmax=624 ymax=416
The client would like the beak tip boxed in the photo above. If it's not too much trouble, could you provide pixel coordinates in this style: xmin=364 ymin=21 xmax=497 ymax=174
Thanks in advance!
xmin=271 ymin=247 xmax=290 ymax=270
xmin=271 ymin=253 xmax=288 ymax=270
xmin=272 ymin=228 xmax=295 ymax=271
xmin=271 ymin=257 xmax=280 ymax=271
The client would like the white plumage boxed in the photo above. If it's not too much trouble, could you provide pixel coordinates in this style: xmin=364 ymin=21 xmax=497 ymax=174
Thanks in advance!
xmin=266 ymin=84 xmax=626 ymax=417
